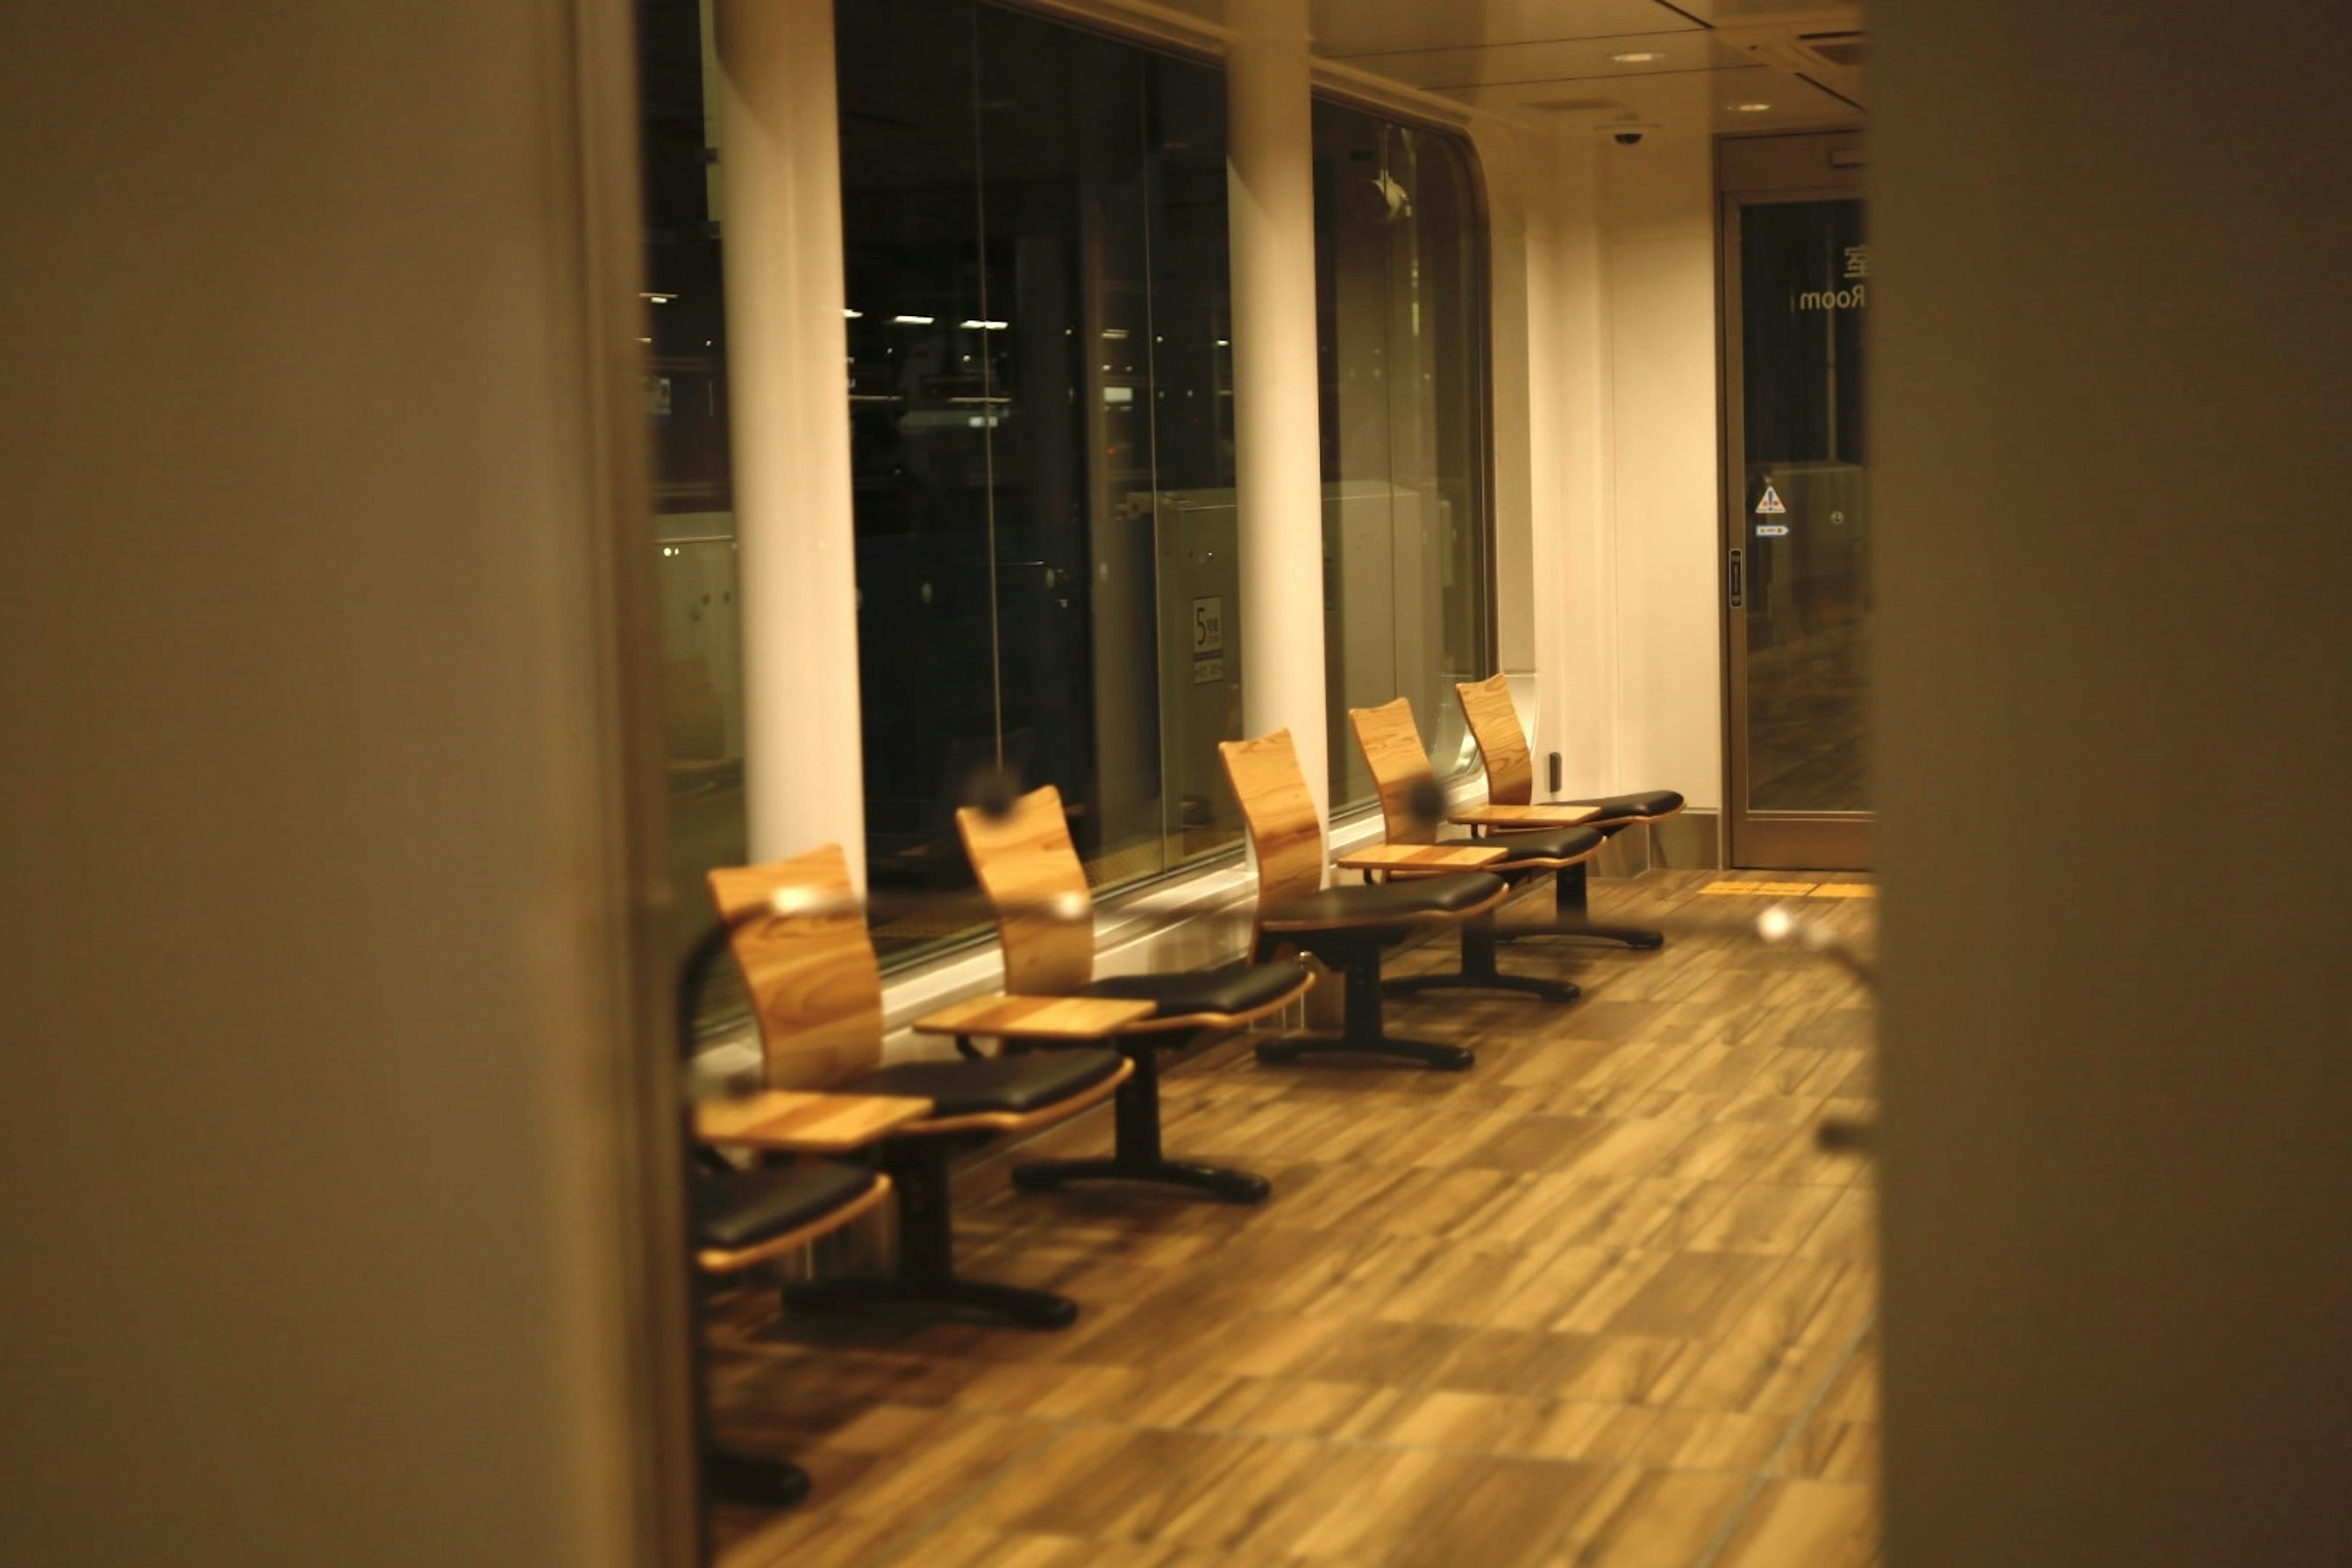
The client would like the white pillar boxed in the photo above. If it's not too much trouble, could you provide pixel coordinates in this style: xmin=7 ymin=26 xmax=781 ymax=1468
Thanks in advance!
xmin=713 ymin=0 xmax=867 ymax=881
xmin=1226 ymin=0 xmax=1330 ymax=826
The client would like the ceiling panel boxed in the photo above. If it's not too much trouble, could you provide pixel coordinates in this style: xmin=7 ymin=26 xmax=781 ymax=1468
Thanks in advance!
xmin=1338 ymin=31 xmax=1752 ymax=91
xmin=1444 ymin=59 xmax=1856 ymax=134
xmin=1301 ymin=0 xmax=1866 ymax=134
xmin=1309 ymin=0 xmax=1702 ymax=59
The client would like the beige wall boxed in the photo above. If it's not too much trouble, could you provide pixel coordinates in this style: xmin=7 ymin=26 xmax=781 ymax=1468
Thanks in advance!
xmin=1873 ymin=1 xmax=2352 ymax=1560
xmin=0 ymin=5 xmax=692 ymax=1564
xmin=1600 ymin=127 xmax=1725 ymax=816
xmin=1485 ymin=118 xmax=1724 ymax=818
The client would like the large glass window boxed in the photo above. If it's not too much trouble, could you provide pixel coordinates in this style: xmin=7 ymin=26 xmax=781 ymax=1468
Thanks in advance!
xmin=638 ymin=0 xmax=748 ymax=1025
xmin=1312 ymin=103 xmax=1492 ymax=809
xmin=635 ymin=0 xmax=1496 ymax=987
xmin=839 ymin=0 xmax=1240 ymax=959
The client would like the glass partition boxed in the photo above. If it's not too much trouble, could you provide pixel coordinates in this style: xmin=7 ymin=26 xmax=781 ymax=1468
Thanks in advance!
xmin=637 ymin=0 xmax=748 ymax=1027
xmin=1732 ymin=198 xmax=1871 ymax=823
xmin=636 ymin=0 xmax=1497 ymax=983
xmin=839 ymin=0 xmax=1240 ymax=960
xmin=1311 ymin=102 xmax=1493 ymax=810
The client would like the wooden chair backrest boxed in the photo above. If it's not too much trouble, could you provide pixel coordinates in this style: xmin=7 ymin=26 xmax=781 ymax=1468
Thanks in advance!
xmin=956 ymin=783 xmax=1095 ymax=995
xmin=1348 ymin=697 xmax=1438 ymax=846
xmin=1457 ymin=673 xmax=1534 ymax=806
xmin=707 ymin=844 xmax=885 ymax=1090
xmin=1218 ymin=729 xmax=1327 ymax=916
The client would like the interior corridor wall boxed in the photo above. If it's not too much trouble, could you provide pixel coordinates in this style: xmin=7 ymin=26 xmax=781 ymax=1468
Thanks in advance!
xmin=1600 ymin=128 xmax=1724 ymax=819
xmin=0 ymin=4 xmax=689 ymax=1563
xmin=1873 ymin=0 xmax=2352 ymax=1559
xmin=1485 ymin=120 xmax=1724 ymax=826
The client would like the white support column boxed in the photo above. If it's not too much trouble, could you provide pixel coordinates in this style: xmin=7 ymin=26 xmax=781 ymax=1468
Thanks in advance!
xmin=1226 ymin=0 xmax=1330 ymax=826
xmin=712 ymin=0 xmax=867 ymax=880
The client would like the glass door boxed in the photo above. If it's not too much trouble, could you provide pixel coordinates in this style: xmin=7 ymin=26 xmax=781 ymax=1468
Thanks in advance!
xmin=1721 ymin=134 xmax=1871 ymax=869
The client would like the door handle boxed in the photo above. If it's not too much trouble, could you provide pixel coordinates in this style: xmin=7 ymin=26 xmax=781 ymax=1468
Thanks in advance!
xmin=1728 ymin=548 xmax=1744 ymax=609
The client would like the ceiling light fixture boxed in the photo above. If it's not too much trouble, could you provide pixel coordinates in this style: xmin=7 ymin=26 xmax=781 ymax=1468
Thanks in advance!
xmin=891 ymin=314 xmax=936 ymax=326
xmin=1609 ymin=51 xmax=1664 ymax=63
xmin=1728 ymin=102 xmax=1773 ymax=113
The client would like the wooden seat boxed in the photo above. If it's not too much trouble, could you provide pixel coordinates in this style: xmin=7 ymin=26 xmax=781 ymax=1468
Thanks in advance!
xmin=1219 ymin=729 xmax=1508 ymax=1072
xmin=709 ymin=844 xmax=1133 ymax=1329
xmin=954 ymin=784 xmax=1312 ymax=1204
xmin=1456 ymin=673 xmax=1682 ymax=949
xmin=1348 ymin=696 xmax=1601 ymax=1003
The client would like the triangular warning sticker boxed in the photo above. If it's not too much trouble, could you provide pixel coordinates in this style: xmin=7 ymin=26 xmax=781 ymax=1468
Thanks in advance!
xmin=1754 ymin=482 xmax=1787 ymax=515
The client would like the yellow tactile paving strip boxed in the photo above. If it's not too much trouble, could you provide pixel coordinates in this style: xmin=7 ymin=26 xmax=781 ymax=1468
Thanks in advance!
xmin=1695 ymin=880 xmax=1876 ymax=900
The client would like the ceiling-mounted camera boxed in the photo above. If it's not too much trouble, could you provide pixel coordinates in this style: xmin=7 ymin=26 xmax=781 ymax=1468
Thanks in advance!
xmin=1613 ymin=130 xmax=1644 ymax=146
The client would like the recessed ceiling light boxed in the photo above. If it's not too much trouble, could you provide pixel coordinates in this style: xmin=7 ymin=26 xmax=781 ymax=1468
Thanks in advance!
xmin=891 ymin=314 xmax=936 ymax=326
xmin=1728 ymin=102 xmax=1773 ymax=113
xmin=1610 ymin=51 xmax=1665 ymax=63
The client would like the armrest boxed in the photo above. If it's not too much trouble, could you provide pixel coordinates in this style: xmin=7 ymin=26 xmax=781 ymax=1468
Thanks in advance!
xmin=911 ymin=993 xmax=1158 ymax=1041
xmin=1333 ymin=843 xmax=1509 ymax=875
xmin=1448 ymin=802 xmax=1601 ymax=828
xmin=693 ymin=1090 xmax=936 ymax=1153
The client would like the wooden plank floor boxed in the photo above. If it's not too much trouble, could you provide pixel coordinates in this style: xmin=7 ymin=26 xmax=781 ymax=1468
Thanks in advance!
xmin=707 ymin=870 xmax=1879 ymax=1567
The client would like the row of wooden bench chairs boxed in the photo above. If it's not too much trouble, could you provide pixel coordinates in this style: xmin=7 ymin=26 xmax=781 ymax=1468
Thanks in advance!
xmin=688 ymin=677 xmax=1681 ymax=1506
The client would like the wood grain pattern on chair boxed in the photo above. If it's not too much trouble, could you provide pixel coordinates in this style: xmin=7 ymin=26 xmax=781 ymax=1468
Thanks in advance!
xmin=706 ymin=843 xmax=1139 ymax=1327
xmin=694 ymin=1090 xmax=937 ymax=1153
xmin=709 ymin=845 xmax=887 ymax=1091
xmin=1334 ymin=843 xmax=1508 ymax=875
xmin=1451 ymin=802 xmax=1602 ymax=829
xmin=957 ymin=784 xmax=1096 ymax=996
xmin=1457 ymin=673 xmax=1536 ymax=806
xmin=1218 ymin=729 xmax=1328 ymax=915
xmin=1348 ymin=697 xmax=1442 ymax=846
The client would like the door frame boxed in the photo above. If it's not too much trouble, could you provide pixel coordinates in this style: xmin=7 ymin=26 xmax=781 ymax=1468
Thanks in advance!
xmin=1717 ymin=131 xmax=1871 ymax=870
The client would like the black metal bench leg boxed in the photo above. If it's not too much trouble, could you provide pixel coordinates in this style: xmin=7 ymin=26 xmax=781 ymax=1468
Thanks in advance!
xmin=1382 ymin=911 xmax=1580 ymax=1003
xmin=1012 ymin=1045 xmax=1272 ymax=1204
xmin=1538 ymin=861 xmax=1666 ymax=949
xmin=1255 ymin=941 xmax=1475 ymax=1072
xmin=706 ymin=1450 xmax=810 ymax=1510
xmin=783 ymin=1139 xmax=1079 ymax=1330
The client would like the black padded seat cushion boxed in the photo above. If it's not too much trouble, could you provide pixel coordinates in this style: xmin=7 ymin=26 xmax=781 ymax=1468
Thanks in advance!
xmin=695 ymin=1161 xmax=878 ymax=1252
xmin=842 ymin=1049 xmax=1123 ymax=1118
xmin=1488 ymin=825 xmax=1607 ymax=862
xmin=1563 ymin=790 xmax=1685 ymax=822
xmin=1079 ymin=960 xmax=1307 ymax=1019
xmin=1264 ymin=870 xmax=1503 ymax=929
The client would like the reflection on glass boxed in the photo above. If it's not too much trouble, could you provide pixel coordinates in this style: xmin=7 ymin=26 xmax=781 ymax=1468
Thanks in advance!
xmin=638 ymin=0 xmax=748 ymax=1028
xmin=1740 ymin=199 xmax=1869 ymax=813
xmin=1313 ymin=103 xmax=1492 ymax=810
xmin=839 ymin=0 xmax=1239 ymax=962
